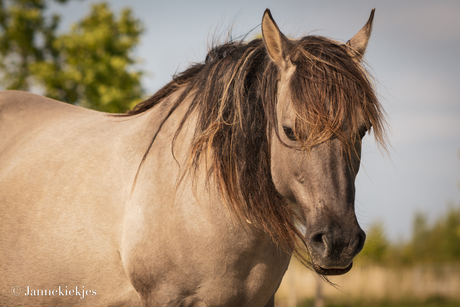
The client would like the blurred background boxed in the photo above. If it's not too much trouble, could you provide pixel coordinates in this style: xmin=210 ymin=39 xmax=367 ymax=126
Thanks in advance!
xmin=1 ymin=0 xmax=459 ymax=306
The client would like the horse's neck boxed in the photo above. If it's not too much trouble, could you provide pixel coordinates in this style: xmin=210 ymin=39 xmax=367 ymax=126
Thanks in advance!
xmin=120 ymin=91 xmax=288 ymax=292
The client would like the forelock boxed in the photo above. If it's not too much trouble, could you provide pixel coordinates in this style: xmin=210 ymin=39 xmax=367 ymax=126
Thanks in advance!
xmin=283 ymin=36 xmax=386 ymax=151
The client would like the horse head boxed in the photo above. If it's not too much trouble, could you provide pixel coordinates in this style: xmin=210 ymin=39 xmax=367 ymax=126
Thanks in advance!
xmin=263 ymin=9 xmax=382 ymax=275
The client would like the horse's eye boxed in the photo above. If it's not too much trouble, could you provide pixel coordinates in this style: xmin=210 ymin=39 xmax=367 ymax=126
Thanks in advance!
xmin=359 ymin=128 xmax=367 ymax=139
xmin=283 ymin=126 xmax=297 ymax=141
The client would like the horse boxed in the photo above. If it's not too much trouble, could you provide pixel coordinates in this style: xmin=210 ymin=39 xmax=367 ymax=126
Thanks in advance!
xmin=0 ymin=8 xmax=386 ymax=307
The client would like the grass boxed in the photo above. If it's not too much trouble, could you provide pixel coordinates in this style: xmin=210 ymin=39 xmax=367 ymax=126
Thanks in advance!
xmin=298 ymin=296 xmax=460 ymax=307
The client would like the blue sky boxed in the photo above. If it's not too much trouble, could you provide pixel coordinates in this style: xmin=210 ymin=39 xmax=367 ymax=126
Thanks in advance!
xmin=48 ymin=0 xmax=460 ymax=241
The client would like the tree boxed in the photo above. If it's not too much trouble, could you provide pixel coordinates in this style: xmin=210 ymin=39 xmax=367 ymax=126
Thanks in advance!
xmin=31 ymin=2 xmax=144 ymax=112
xmin=400 ymin=206 xmax=460 ymax=263
xmin=0 ymin=0 xmax=67 ymax=90
xmin=0 ymin=0 xmax=144 ymax=113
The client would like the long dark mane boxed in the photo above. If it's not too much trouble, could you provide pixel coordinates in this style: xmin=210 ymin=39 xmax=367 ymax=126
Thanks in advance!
xmin=126 ymin=35 xmax=386 ymax=262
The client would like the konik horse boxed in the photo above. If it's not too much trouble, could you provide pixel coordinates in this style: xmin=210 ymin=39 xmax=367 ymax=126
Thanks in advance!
xmin=0 ymin=9 xmax=386 ymax=306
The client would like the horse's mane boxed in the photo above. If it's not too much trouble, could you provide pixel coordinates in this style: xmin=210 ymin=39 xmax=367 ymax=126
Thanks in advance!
xmin=126 ymin=35 xmax=386 ymax=262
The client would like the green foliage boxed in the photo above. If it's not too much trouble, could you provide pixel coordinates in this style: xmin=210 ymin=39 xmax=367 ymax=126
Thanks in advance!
xmin=0 ymin=0 xmax=64 ymax=89
xmin=0 ymin=0 xmax=145 ymax=113
xmin=31 ymin=2 xmax=144 ymax=112
xmin=397 ymin=154 xmax=460 ymax=264
xmin=357 ymin=204 xmax=460 ymax=266
xmin=357 ymin=220 xmax=389 ymax=264
xmin=404 ymin=206 xmax=460 ymax=263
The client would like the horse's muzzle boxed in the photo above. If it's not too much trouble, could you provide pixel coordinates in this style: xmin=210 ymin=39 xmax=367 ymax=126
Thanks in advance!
xmin=307 ymin=226 xmax=365 ymax=275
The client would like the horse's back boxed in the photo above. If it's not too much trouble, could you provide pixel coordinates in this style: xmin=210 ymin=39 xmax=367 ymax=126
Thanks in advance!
xmin=0 ymin=89 xmax=87 ymax=114
xmin=0 ymin=90 xmax=90 ymax=124
xmin=0 ymin=91 xmax=141 ymax=306
xmin=0 ymin=90 xmax=94 ymax=154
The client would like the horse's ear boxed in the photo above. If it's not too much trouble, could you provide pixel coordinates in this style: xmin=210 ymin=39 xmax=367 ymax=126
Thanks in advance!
xmin=262 ymin=9 xmax=291 ymax=68
xmin=347 ymin=8 xmax=375 ymax=59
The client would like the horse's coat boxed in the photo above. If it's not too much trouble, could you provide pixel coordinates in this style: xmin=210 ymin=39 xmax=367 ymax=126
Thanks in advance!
xmin=0 ymin=9 xmax=385 ymax=306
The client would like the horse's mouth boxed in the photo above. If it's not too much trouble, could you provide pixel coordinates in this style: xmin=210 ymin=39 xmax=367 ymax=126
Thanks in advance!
xmin=313 ymin=262 xmax=353 ymax=276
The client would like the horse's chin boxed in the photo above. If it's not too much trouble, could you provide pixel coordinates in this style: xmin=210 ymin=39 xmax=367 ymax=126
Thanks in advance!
xmin=313 ymin=262 xmax=353 ymax=276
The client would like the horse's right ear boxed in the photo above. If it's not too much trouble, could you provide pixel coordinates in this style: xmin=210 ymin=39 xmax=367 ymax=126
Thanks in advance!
xmin=262 ymin=9 xmax=291 ymax=68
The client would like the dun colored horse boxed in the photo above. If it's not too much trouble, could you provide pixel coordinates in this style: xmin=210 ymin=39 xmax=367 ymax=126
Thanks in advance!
xmin=0 ymin=9 xmax=385 ymax=306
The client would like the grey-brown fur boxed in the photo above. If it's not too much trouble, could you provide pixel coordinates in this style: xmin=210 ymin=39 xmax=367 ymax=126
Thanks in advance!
xmin=0 ymin=9 xmax=385 ymax=306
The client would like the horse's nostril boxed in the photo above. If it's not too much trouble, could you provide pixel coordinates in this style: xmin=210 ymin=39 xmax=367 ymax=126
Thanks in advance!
xmin=310 ymin=229 xmax=365 ymax=260
xmin=312 ymin=233 xmax=325 ymax=244
xmin=310 ymin=232 xmax=328 ymax=257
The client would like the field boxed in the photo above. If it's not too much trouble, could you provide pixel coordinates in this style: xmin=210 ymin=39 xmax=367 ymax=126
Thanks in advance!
xmin=298 ymin=296 xmax=460 ymax=307
xmin=275 ymin=260 xmax=460 ymax=307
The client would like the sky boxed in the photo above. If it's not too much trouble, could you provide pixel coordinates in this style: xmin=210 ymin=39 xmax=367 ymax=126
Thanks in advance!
xmin=47 ymin=0 xmax=460 ymax=241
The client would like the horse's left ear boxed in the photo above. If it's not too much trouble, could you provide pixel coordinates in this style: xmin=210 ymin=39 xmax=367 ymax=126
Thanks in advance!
xmin=262 ymin=9 xmax=291 ymax=68
xmin=347 ymin=8 xmax=375 ymax=59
